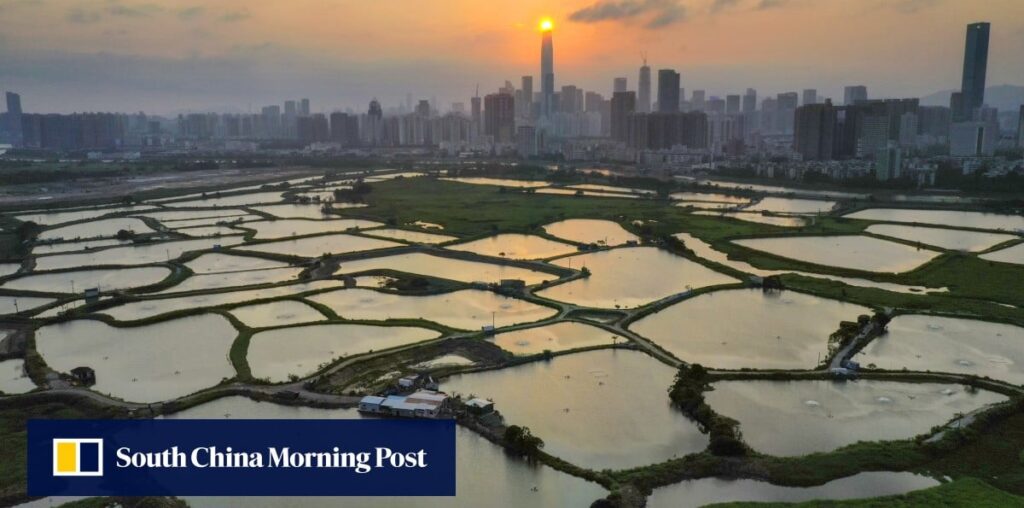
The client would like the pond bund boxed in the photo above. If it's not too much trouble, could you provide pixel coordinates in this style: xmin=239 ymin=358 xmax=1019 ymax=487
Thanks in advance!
xmin=3 ymin=174 xmax=1024 ymax=507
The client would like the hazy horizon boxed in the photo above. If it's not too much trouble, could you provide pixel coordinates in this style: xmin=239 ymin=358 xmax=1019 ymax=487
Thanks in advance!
xmin=1 ymin=0 xmax=1023 ymax=115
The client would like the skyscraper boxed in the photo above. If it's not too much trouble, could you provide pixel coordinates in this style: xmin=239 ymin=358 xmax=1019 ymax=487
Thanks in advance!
xmin=802 ymin=89 xmax=817 ymax=106
xmin=540 ymin=19 xmax=555 ymax=120
xmin=261 ymin=105 xmax=281 ymax=138
xmin=470 ymin=94 xmax=482 ymax=140
xmin=949 ymin=92 xmax=965 ymax=122
xmin=742 ymin=89 xmax=757 ymax=114
xmin=561 ymin=85 xmax=580 ymax=113
xmin=794 ymin=100 xmax=836 ymax=161
xmin=284 ymin=100 xmax=298 ymax=138
xmin=657 ymin=69 xmax=680 ymax=113
xmin=843 ymin=86 xmax=867 ymax=105
xmin=330 ymin=112 xmax=359 ymax=146
xmin=875 ymin=143 xmax=902 ymax=181
xmin=959 ymin=22 xmax=990 ymax=121
xmin=521 ymin=76 xmax=534 ymax=120
xmin=5 ymin=92 xmax=24 ymax=147
xmin=415 ymin=100 xmax=431 ymax=118
xmin=613 ymin=78 xmax=627 ymax=93
xmin=366 ymin=99 xmax=383 ymax=146
xmin=1017 ymin=105 xmax=1024 ymax=148
xmin=638 ymin=62 xmax=651 ymax=113
xmin=484 ymin=93 xmax=516 ymax=144
xmin=610 ymin=91 xmax=636 ymax=143
xmin=776 ymin=92 xmax=799 ymax=133
xmin=726 ymin=95 xmax=741 ymax=115
xmin=692 ymin=90 xmax=706 ymax=112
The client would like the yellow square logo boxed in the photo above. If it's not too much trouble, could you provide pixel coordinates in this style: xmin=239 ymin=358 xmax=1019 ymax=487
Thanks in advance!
xmin=52 ymin=438 xmax=103 ymax=477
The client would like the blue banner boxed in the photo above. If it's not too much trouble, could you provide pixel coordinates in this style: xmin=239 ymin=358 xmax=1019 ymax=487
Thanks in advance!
xmin=28 ymin=419 xmax=456 ymax=496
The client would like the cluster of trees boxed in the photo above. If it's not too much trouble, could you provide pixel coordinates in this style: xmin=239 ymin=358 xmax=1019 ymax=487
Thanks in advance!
xmin=828 ymin=312 xmax=891 ymax=361
xmin=0 ymin=166 xmax=128 ymax=185
xmin=385 ymin=276 xmax=431 ymax=291
xmin=668 ymin=364 xmax=746 ymax=456
xmin=660 ymin=234 xmax=692 ymax=255
xmin=802 ymin=170 xmax=918 ymax=190
xmin=715 ymin=166 xmax=758 ymax=179
xmin=445 ymin=162 xmax=552 ymax=180
xmin=332 ymin=180 xmax=373 ymax=203
xmin=292 ymin=156 xmax=377 ymax=170
xmin=503 ymin=425 xmax=544 ymax=457
xmin=935 ymin=164 xmax=1024 ymax=193
xmin=171 ymin=161 xmax=219 ymax=172
xmin=15 ymin=221 xmax=40 ymax=243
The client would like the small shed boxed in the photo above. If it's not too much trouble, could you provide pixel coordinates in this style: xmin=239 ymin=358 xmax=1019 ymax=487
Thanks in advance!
xmin=465 ymin=398 xmax=495 ymax=415
xmin=481 ymin=325 xmax=496 ymax=336
xmin=398 ymin=375 xmax=419 ymax=389
xmin=83 ymin=288 xmax=101 ymax=304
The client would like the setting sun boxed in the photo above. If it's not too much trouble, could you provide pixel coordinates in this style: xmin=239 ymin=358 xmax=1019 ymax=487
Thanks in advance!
xmin=540 ymin=18 xmax=553 ymax=32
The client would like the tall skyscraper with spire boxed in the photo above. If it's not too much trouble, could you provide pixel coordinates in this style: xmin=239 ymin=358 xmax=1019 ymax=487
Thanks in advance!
xmin=638 ymin=57 xmax=651 ymax=113
xmin=540 ymin=19 xmax=555 ymax=121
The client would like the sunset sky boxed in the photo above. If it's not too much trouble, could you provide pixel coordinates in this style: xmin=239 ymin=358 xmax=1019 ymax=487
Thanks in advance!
xmin=1 ymin=0 xmax=1022 ymax=114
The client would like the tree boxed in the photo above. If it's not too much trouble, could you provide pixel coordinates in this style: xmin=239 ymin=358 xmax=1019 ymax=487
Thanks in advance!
xmin=504 ymin=425 xmax=544 ymax=456
xmin=668 ymin=364 xmax=709 ymax=412
xmin=352 ymin=181 xmax=373 ymax=195
xmin=708 ymin=419 xmax=746 ymax=456
xmin=16 ymin=221 xmax=40 ymax=242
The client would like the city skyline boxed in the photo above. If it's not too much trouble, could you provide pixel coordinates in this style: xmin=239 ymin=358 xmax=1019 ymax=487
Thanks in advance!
xmin=1 ymin=0 xmax=1023 ymax=114
xmin=3 ymin=18 xmax=1017 ymax=163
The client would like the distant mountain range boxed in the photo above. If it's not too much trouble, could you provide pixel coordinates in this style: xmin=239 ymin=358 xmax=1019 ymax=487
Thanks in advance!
xmin=920 ymin=84 xmax=1024 ymax=112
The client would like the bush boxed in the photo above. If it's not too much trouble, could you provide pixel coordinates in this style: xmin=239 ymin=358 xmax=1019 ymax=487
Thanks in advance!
xmin=709 ymin=434 xmax=747 ymax=456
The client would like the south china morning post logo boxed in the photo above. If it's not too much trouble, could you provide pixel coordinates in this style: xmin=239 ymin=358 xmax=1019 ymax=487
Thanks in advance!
xmin=29 ymin=419 xmax=456 ymax=496
xmin=52 ymin=438 xmax=104 ymax=477
xmin=112 ymin=443 xmax=428 ymax=472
